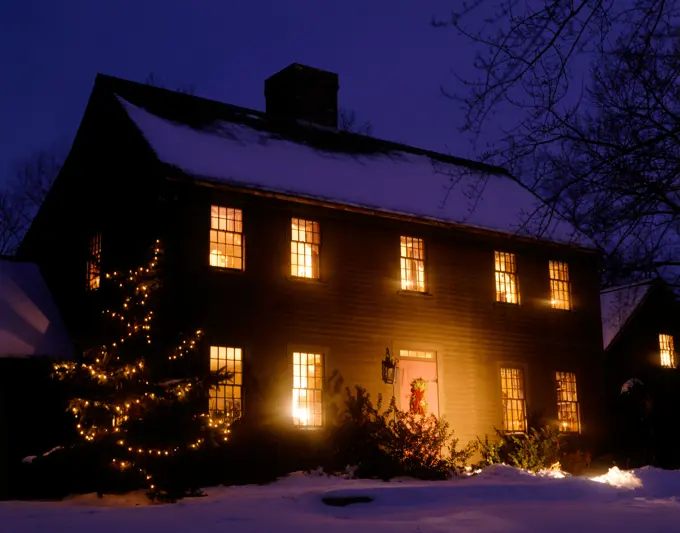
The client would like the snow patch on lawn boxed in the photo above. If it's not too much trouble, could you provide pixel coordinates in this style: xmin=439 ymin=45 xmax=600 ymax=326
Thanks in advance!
xmin=590 ymin=467 xmax=642 ymax=489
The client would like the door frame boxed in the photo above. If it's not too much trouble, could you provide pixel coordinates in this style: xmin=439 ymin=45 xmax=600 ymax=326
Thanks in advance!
xmin=393 ymin=346 xmax=440 ymax=416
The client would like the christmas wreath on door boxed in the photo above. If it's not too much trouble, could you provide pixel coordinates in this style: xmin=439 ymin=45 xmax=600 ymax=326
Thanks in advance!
xmin=409 ymin=378 xmax=428 ymax=415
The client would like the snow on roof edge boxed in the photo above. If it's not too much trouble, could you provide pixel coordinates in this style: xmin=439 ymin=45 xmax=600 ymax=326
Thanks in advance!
xmin=116 ymin=95 xmax=595 ymax=250
xmin=601 ymin=282 xmax=656 ymax=350
xmin=177 ymin=170 xmax=599 ymax=251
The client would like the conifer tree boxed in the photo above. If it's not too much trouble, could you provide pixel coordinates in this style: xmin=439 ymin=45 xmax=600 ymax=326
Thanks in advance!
xmin=54 ymin=240 xmax=230 ymax=500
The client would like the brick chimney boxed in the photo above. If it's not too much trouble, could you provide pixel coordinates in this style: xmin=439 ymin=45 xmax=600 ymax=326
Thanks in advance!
xmin=264 ymin=63 xmax=339 ymax=128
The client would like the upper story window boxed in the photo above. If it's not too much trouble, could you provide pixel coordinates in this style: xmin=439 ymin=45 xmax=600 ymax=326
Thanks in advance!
xmin=549 ymin=261 xmax=572 ymax=310
xmin=500 ymin=367 xmax=527 ymax=432
xmin=209 ymin=206 xmax=243 ymax=270
xmin=400 ymin=236 xmax=426 ymax=292
xmin=555 ymin=371 xmax=580 ymax=433
xmin=494 ymin=251 xmax=519 ymax=304
xmin=292 ymin=351 xmax=324 ymax=427
xmin=86 ymin=232 xmax=101 ymax=291
xmin=209 ymin=345 xmax=243 ymax=422
xmin=291 ymin=218 xmax=320 ymax=279
xmin=659 ymin=334 xmax=676 ymax=368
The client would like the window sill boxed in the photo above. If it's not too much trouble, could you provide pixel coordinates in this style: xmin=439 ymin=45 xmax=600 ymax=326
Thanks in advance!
xmin=493 ymin=300 xmax=520 ymax=308
xmin=209 ymin=266 xmax=246 ymax=274
xmin=397 ymin=290 xmax=433 ymax=298
xmin=287 ymin=275 xmax=328 ymax=285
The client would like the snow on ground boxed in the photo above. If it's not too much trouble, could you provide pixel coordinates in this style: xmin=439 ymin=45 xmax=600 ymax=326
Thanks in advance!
xmin=2 ymin=466 xmax=680 ymax=533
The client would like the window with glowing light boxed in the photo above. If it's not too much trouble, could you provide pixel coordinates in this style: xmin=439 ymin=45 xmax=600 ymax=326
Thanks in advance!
xmin=291 ymin=218 xmax=320 ymax=279
xmin=399 ymin=349 xmax=434 ymax=359
xmin=86 ymin=232 xmax=102 ymax=291
xmin=209 ymin=346 xmax=243 ymax=422
xmin=494 ymin=251 xmax=519 ymax=304
xmin=209 ymin=206 xmax=244 ymax=270
xmin=549 ymin=261 xmax=571 ymax=310
xmin=555 ymin=372 xmax=580 ymax=433
xmin=659 ymin=334 xmax=676 ymax=368
xmin=292 ymin=352 xmax=323 ymax=427
xmin=400 ymin=236 xmax=426 ymax=292
xmin=500 ymin=367 xmax=527 ymax=432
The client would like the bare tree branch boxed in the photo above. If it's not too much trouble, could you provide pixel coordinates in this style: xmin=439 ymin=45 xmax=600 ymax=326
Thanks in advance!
xmin=440 ymin=0 xmax=680 ymax=286
xmin=338 ymin=108 xmax=374 ymax=136
xmin=0 ymin=149 xmax=62 ymax=254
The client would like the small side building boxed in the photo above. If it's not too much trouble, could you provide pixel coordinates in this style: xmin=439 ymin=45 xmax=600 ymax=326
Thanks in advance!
xmin=601 ymin=278 xmax=680 ymax=466
xmin=0 ymin=257 xmax=75 ymax=499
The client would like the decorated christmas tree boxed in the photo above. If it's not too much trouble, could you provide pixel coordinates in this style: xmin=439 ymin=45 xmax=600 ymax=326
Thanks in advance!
xmin=53 ymin=240 xmax=230 ymax=500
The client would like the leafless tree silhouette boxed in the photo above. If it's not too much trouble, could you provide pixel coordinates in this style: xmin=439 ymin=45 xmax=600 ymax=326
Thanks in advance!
xmin=437 ymin=0 xmax=680 ymax=286
xmin=0 ymin=149 xmax=62 ymax=254
xmin=338 ymin=108 xmax=373 ymax=136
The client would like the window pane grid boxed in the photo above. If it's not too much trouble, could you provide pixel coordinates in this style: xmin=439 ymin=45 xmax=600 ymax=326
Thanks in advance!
xmin=555 ymin=371 xmax=580 ymax=433
xmin=400 ymin=236 xmax=426 ymax=292
xmin=501 ymin=368 xmax=526 ymax=432
xmin=86 ymin=232 xmax=101 ymax=291
xmin=291 ymin=218 xmax=320 ymax=279
xmin=549 ymin=261 xmax=572 ymax=310
xmin=209 ymin=346 xmax=243 ymax=422
xmin=494 ymin=252 xmax=518 ymax=304
xmin=399 ymin=349 xmax=434 ymax=359
xmin=292 ymin=352 xmax=323 ymax=427
xmin=659 ymin=334 xmax=676 ymax=368
xmin=209 ymin=206 xmax=244 ymax=270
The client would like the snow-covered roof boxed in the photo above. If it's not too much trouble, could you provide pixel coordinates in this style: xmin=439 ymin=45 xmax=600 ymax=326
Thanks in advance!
xmin=600 ymin=281 xmax=655 ymax=350
xmin=117 ymin=96 xmax=592 ymax=248
xmin=0 ymin=259 xmax=74 ymax=359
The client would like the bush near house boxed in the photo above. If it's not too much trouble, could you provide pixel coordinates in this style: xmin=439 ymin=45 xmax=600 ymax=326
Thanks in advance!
xmin=323 ymin=386 xmax=474 ymax=479
xmin=474 ymin=427 xmax=563 ymax=472
xmin=20 ymin=386 xmax=595 ymax=501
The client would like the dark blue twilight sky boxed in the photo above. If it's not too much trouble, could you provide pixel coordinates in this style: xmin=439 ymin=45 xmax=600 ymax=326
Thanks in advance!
xmin=0 ymin=1 xmax=484 ymax=183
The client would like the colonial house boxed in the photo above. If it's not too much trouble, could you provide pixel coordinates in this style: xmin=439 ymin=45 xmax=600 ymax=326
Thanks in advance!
xmin=18 ymin=63 xmax=605 ymax=448
xmin=0 ymin=257 xmax=74 ymax=498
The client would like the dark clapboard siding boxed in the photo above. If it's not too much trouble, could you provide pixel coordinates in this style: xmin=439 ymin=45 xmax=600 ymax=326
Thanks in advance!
xmin=165 ymin=180 xmax=605 ymax=446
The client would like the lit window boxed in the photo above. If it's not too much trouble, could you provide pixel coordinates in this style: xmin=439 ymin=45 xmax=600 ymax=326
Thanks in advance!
xmin=86 ymin=232 xmax=101 ymax=291
xmin=549 ymin=261 xmax=571 ymax=310
xmin=659 ymin=334 xmax=676 ymax=368
xmin=494 ymin=251 xmax=519 ymax=303
xmin=291 ymin=218 xmax=320 ymax=279
xmin=209 ymin=346 xmax=243 ymax=422
xmin=400 ymin=236 xmax=425 ymax=292
xmin=555 ymin=372 xmax=580 ymax=433
xmin=292 ymin=352 xmax=323 ymax=427
xmin=500 ymin=367 xmax=526 ymax=432
xmin=209 ymin=206 xmax=244 ymax=270
xmin=399 ymin=349 xmax=434 ymax=359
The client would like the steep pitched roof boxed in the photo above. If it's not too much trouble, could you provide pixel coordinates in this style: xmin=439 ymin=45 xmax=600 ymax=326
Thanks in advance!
xmin=0 ymin=258 xmax=74 ymax=359
xmin=97 ymin=74 xmax=593 ymax=248
xmin=600 ymin=280 xmax=659 ymax=350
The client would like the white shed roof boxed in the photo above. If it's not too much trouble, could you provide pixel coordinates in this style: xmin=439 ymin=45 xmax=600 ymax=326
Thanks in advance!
xmin=0 ymin=259 xmax=74 ymax=359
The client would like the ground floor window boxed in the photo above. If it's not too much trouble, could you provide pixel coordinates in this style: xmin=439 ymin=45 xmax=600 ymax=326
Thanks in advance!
xmin=209 ymin=346 xmax=243 ymax=422
xmin=555 ymin=371 xmax=580 ymax=433
xmin=659 ymin=334 xmax=676 ymax=368
xmin=500 ymin=367 xmax=527 ymax=432
xmin=292 ymin=351 xmax=323 ymax=427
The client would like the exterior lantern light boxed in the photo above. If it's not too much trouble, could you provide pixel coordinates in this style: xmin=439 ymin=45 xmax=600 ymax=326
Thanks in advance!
xmin=381 ymin=348 xmax=398 ymax=385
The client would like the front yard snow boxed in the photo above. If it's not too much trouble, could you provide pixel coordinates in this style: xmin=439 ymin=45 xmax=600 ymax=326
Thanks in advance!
xmin=2 ymin=465 xmax=680 ymax=533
